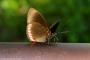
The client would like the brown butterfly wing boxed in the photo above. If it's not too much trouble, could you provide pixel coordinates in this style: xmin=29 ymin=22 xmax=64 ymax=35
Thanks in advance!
xmin=27 ymin=8 xmax=48 ymax=28
xmin=26 ymin=8 xmax=50 ymax=42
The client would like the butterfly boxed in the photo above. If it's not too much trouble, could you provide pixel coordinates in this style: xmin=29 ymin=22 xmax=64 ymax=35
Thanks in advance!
xmin=26 ymin=8 xmax=59 ymax=44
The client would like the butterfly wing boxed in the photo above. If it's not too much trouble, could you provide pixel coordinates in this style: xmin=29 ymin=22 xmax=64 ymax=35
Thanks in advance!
xmin=50 ymin=20 xmax=60 ymax=33
xmin=26 ymin=8 xmax=50 ymax=42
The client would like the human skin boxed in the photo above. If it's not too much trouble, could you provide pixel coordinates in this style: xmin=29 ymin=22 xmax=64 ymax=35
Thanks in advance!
xmin=0 ymin=43 xmax=89 ymax=60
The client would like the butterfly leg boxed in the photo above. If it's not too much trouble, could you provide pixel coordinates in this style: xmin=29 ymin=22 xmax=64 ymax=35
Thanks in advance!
xmin=47 ymin=38 xmax=50 ymax=45
xmin=55 ymin=35 xmax=59 ymax=44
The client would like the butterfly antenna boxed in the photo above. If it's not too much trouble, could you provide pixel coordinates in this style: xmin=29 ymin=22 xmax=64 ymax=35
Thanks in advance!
xmin=61 ymin=31 xmax=69 ymax=34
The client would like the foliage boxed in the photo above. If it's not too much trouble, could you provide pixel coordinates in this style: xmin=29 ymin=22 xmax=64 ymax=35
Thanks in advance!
xmin=0 ymin=0 xmax=90 ymax=42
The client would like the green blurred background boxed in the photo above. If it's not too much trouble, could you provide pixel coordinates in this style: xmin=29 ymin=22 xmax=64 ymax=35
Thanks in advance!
xmin=0 ymin=0 xmax=90 ymax=43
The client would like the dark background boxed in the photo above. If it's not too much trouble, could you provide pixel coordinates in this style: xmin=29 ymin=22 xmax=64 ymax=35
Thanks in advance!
xmin=0 ymin=0 xmax=90 ymax=43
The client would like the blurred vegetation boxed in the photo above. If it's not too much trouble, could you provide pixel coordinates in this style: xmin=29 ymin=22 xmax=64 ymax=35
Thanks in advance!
xmin=0 ymin=0 xmax=90 ymax=43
